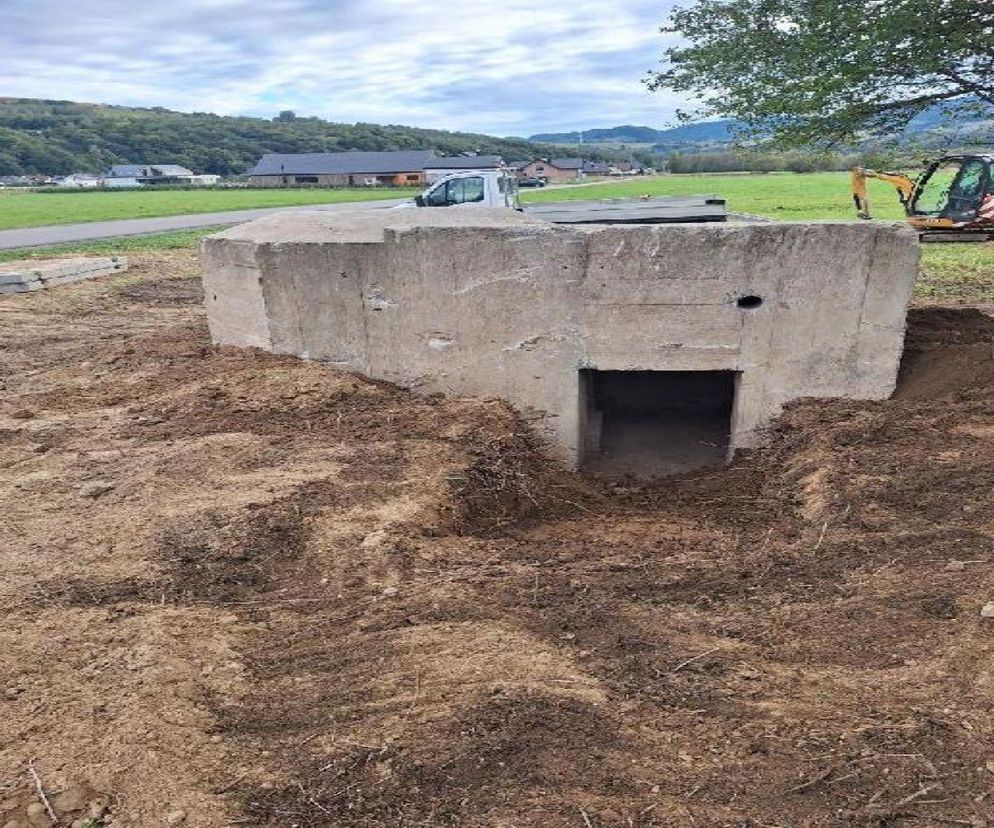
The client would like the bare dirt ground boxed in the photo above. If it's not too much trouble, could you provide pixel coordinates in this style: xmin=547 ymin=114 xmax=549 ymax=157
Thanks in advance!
xmin=3 ymin=251 xmax=994 ymax=827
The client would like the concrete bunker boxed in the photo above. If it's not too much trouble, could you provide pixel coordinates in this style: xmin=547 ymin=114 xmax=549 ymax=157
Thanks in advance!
xmin=581 ymin=370 xmax=737 ymax=476
xmin=200 ymin=207 xmax=920 ymax=476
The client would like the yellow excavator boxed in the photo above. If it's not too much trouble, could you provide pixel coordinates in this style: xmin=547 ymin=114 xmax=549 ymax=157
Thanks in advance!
xmin=851 ymin=154 xmax=994 ymax=242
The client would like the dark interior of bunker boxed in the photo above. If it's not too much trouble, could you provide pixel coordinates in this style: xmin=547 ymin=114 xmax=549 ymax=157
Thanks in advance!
xmin=580 ymin=369 xmax=737 ymax=476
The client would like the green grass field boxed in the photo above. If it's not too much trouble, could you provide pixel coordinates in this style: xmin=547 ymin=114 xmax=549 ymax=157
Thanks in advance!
xmin=0 ymin=187 xmax=408 ymax=230
xmin=523 ymin=172 xmax=990 ymax=301
xmin=0 ymin=227 xmax=225 ymax=263
xmin=914 ymin=241 xmax=994 ymax=302
xmin=1 ymin=172 xmax=991 ymax=301
xmin=524 ymin=171 xmax=908 ymax=221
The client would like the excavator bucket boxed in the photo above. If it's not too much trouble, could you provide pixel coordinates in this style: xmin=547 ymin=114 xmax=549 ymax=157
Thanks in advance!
xmin=851 ymin=168 xmax=872 ymax=220
xmin=850 ymin=166 xmax=915 ymax=222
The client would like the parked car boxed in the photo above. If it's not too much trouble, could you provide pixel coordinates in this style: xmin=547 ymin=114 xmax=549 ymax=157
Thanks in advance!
xmin=517 ymin=177 xmax=547 ymax=188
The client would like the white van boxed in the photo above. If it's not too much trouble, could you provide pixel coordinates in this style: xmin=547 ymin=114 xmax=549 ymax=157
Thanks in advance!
xmin=406 ymin=169 xmax=521 ymax=210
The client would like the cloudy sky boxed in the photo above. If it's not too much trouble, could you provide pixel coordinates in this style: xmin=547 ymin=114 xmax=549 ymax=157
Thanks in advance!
xmin=1 ymin=0 xmax=688 ymax=136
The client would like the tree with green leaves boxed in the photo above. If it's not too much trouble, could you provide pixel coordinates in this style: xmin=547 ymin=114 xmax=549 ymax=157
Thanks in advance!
xmin=646 ymin=0 xmax=994 ymax=146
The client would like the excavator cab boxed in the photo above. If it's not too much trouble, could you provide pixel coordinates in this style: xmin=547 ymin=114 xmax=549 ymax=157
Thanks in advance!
xmin=908 ymin=156 xmax=993 ymax=225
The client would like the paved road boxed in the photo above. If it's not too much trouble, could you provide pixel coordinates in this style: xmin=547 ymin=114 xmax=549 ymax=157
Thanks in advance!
xmin=0 ymin=197 xmax=409 ymax=250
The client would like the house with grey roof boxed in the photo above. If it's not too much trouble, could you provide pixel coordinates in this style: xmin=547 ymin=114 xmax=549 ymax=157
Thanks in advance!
xmin=106 ymin=164 xmax=196 ymax=185
xmin=246 ymin=150 xmax=438 ymax=187
xmin=582 ymin=160 xmax=612 ymax=176
xmin=520 ymin=157 xmax=585 ymax=183
xmin=56 ymin=173 xmax=102 ymax=189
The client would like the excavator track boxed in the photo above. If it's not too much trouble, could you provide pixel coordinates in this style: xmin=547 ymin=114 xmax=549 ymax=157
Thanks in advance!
xmin=920 ymin=230 xmax=994 ymax=243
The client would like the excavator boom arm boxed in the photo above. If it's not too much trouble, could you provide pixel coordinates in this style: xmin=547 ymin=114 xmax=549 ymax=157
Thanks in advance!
xmin=851 ymin=167 xmax=916 ymax=220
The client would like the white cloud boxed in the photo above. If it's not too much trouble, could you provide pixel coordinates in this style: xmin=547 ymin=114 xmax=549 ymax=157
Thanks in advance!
xmin=0 ymin=0 xmax=691 ymax=134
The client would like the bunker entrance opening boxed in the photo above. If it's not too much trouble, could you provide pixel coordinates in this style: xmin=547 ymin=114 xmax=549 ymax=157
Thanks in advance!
xmin=580 ymin=370 xmax=737 ymax=477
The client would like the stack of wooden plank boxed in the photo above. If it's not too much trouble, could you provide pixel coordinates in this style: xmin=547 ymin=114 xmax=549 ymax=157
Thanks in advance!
xmin=0 ymin=256 xmax=128 ymax=294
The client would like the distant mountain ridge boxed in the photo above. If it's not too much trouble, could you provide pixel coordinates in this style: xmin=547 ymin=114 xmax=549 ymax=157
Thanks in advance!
xmin=530 ymin=100 xmax=994 ymax=153
xmin=528 ymin=121 xmax=737 ymax=145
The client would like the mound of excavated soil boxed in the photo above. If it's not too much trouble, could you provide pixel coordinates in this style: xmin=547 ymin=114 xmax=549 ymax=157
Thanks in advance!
xmin=3 ymin=254 xmax=994 ymax=827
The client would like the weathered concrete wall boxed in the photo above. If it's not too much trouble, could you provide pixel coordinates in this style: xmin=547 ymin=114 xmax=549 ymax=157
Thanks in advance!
xmin=201 ymin=209 xmax=918 ymax=467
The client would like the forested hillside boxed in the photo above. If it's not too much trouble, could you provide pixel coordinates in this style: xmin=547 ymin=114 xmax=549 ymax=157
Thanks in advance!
xmin=0 ymin=98 xmax=625 ymax=176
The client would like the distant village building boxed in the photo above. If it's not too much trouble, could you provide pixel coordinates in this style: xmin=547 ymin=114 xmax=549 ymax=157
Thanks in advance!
xmin=243 ymin=149 xmax=626 ymax=189
xmin=104 ymin=176 xmax=143 ymax=189
xmin=520 ymin=158 xmax=584 ymax=183
xmin=57 ymin=173 xmax=102 ymax=188
xmin=245 ymin=151 xmax=438 ymax=187
xmin=104 ymin=164 xmax=216 ymax=187
xmin=582 ymin=160 xmax=612 ymax=176
xmin=107 ymin=164 xmax=193 ymax=183
xmin=0 ymin=175 xmax=54 ymax=188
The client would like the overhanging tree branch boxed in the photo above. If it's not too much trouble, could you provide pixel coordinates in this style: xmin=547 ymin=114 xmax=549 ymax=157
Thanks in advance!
xmin=647 ymin=0 xmax=994 ymax=147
